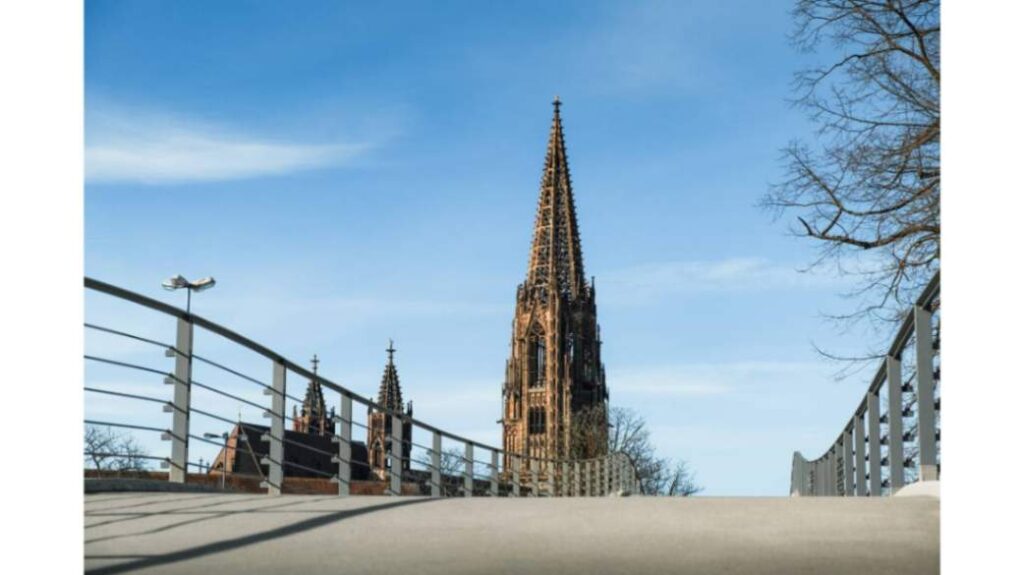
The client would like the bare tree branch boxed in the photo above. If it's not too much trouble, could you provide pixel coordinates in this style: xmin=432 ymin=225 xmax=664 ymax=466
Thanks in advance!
xmin=763 ymin=0 xmax=940 ymax=369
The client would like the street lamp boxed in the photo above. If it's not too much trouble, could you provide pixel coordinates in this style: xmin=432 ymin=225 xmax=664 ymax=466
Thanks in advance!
xmin=204 ymin=432 xmax=230 ymax=490
xmin=162 ymin=275 xmax=216 ymax=315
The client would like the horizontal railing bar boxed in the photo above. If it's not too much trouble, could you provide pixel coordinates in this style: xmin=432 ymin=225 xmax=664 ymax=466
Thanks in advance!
xmin=85 ymin=277 xmax=613 ymax=467
xmin=84 ymin=386 xmax=166 ymax=405
xmin=191 ymin=354 xmax=273 ymax=391
xmin=84 ymin=322 xmax=175 ymax=350
xmin=282 ymin=459 xmax=335 ymax=478
xmin=281 ymin=437 xmax=335 ymax=459
xmin=85 ymin=419 xmax=166 ymax=435
xmin=796 ymin=271 xmax=940 ymax=483
xmin=189 ymin=380 xmax=266 ymax=413
xmin=187 ymin=433 xmax=234 ymax=449
xmin=84 ymin=355 xmax=169 ymax=378
xmin=83 ymin=452 xmax=168 ymax=463
xmin=189 ymin=407 xmax=241 ymax=428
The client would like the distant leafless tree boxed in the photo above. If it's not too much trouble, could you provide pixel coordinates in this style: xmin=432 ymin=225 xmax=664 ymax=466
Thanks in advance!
xmin=414 ymin=446 xmax=467 ymax=496
xmin=569 ymin=402 xmax=608 ymax=460
xmin=84 ymin=425 xmax=151 ymax=472
xmin=579 ymin=406 xmax=701 ymax=496
xmin=763 ymin=0 xmax=940 ymax=366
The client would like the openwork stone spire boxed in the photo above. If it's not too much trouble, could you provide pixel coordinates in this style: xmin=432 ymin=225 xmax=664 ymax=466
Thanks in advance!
xmin=503 ymin=99 xmax=608 ymax=471
xmin=377 ymin=340 xmax=403 ymax=412
xmin=293 ymin=354 xmax=330 ymax=435
xmin=525 ymin=96 xmax=587 ymax=301
xmin=368 ymin=340 xmax=413 ymax=479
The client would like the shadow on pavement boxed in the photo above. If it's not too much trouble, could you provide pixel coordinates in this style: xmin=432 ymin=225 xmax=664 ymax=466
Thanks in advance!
xmin=85 ymin=495 xmax=338 ymax=543
xmin=85 ymin=497 xmax=439 ymax=575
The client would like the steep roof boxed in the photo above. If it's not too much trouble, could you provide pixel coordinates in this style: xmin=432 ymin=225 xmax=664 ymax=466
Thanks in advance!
xmin=377 ymin=340 xmax=403 ymax=412
xmin=302 ymin=355 xmax=326 ymax=422
xmin=525 ymin=97 xmax=587 ymax=301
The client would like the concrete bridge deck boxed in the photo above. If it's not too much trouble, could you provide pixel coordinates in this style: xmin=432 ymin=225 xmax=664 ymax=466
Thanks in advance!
xmin=84 ymin=493 xmax=939 ymax=574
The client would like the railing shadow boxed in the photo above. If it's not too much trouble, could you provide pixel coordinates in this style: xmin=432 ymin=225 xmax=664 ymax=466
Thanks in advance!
xmin=85 ymin=496 xmax=440 ymax=575
xmin=84 ymin=494 xmax=309 ymax=538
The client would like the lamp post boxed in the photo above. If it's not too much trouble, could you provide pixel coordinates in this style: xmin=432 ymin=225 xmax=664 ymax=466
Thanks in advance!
xmin=162 ymin=275 xmax=215 ymax=483
xmin=204 ymin=432 xmax=230 ymax=490
xmin=162 ymin=275 xmax=216 ymax=316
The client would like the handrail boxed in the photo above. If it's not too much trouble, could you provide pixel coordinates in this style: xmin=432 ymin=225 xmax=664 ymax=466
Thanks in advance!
xmin=792 ymin=270 xmax=941 ymax=496
xmin=84 ymin=276 xmax=642 ymax=493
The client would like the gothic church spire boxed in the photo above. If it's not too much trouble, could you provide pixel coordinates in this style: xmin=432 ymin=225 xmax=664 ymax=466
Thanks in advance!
xmin=525 ymin=97 xmax=587 ymax=300
xmin=377 ymin=340 xmax=403 ymax=412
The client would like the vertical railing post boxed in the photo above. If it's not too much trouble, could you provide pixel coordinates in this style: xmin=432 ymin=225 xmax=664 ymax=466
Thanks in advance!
xmin=464 ymin=443 xmax=474 ymax=497
xmin=914 ymin=305 xmax=939 ymax=481
xmin=834 ymin=448 xmax=842 ymax=495
xmin=531 ymin=460 xmax=539 ymax=497
xmin=261 ymin=360 xmax=286 ymax=495
xmin=798 ymin=452 xmax=806 ymax=493
xmin=389 ymin=414 xmax=402 ymax=496
xmin=854 ymin=411 xmax=866 ymax=496
xmin=843 ymin=427 xmax=854 ymax=496
xmin=867 ymin=392 xmax=882 ymax=495
xmin=599 ymin=458 xmax=606 ymax=496
xmin=812 ymin=460 xmax=819 ymax=496
xmin=886 ymin=356 xmax=905 ymax=493
xmin=431 ymin=432 xmax=442 ymax=497
xmin=815 ymin=456 xmax=823 ymax=493
xmin=815 ymin=459 xmax=823 ymax=496
xmin=546 ymin=460 xmax=554 ymax=496
xmin=611 ymin=454 xmax=619 ymax=493
xmin=512 ymin=455 xmax=521 ymax=497
xmin=823 ymin=448 xmax=831 ymax=493
xmin=561 ymin=461 xmax=569 ymax=497
xmin=331 ymin=392 xmax=352 ymax=496
xmin=168 ymin=317 xmax=193 ymax=483
xmin=822 ymin=453 xmax=830 ymax=495
xmin=574 ymin=461 xmax=581 ymax=497
xmin=584 ymin=460 xmax=592 ymax=496
xmin=801 ymin=455 xmax=810 ymax=496
xmin=823 ymin=452 xmax=831 ymax=493
xmin=490 ymin=450 xmax=499 ymax=496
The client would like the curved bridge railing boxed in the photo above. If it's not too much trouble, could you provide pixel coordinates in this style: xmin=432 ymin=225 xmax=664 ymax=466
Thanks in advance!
xmin=84 ymin=277 xmax=639 ymax=497
xmin=791 ymin=271 xmax=940 ymax=496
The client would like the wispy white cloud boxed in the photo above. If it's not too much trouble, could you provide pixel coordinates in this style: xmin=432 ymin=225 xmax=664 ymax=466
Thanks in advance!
xmin=85 ymin=103 xmax=370 ymax=184
xmin=601 ymin=257 xmax=842 ymax=305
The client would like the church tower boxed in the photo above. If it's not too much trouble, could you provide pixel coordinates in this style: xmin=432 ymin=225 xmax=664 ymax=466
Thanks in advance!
xmin=292 ymin=354 xmax=334 ymax=436
xmin=367 ymin=341 xmax=413 ymax=480
xmin=502 ymin=99 xmax=608 ymax=470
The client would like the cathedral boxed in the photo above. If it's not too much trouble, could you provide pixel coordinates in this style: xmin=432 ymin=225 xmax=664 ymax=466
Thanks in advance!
xmin=501 ymin=99 xmax=609 ymax=469
xmin=366 ymin=341 xmax=413 ymax=480
xmin=211 ymin=345 xmax=412 ymax=484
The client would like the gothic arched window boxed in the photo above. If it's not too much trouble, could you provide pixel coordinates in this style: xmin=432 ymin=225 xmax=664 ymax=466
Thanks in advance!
xmin=528 ymin=329 xmax=546 ymax=389
xmin=528 ymin=408 xmax=546 ymax=434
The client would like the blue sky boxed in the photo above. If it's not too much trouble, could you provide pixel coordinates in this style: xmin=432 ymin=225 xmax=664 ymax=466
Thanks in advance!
xmin=84 ymin=0 xmax=874 ymax=496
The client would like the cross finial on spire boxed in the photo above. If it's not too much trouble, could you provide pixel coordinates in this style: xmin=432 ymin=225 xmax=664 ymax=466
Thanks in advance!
xmin=553 ymin=95 xmax=561 ymax=113
xmin=386 ymin=339 xmax=396 ymax=363
xmin=311 ymin=354 xmax=319 ymax=375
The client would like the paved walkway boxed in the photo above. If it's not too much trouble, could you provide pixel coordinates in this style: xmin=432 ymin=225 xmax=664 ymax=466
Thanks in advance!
xmin=84 ymin=493 xmax=939 ymax=574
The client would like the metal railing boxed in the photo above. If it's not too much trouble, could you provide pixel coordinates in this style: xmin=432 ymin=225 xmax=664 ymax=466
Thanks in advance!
xmin=791 ymin=271 xmax=941 ymax=496
xmin=84 ymin=277 xmax=640 ymax=497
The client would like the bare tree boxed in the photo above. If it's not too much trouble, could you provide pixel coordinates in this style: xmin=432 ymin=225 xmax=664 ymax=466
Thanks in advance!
xmin=84 ymin=426 xmax=117 ymax=471
xmin=113 ymin=434 xmax=150 ymax=472
xmin=414 ymin=446 xmax=467 ymax=496
xmin=579 ymin=405 xmax=702 ymax=496
xmin=663 ymin=461 xmax=702 ymax=497
xmin=84 ymin=425 xmax=151 ymax=473
xmin=569 ymin=401 xmax=608 ymax=460
xmin=763 ymin=0 xmax=940 ymax=358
